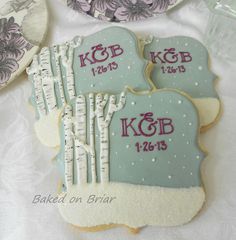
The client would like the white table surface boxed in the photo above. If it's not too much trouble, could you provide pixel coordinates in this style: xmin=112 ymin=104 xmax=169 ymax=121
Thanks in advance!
xmin=0 ymin=0 xmax=236 ymax=239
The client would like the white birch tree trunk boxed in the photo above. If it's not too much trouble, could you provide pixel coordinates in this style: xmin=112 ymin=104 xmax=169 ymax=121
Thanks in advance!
xmin=89 ymin=93 xmax=96 ymax=183
xmin=99 ymin=126 xmax=109 ymax=182
xmin=59 ymin=37 xmax=81 ymax=101
xmin=39 ymin=47 xmax=57 ymax=112
xmin=74 ymin=95 xmax=87 ymax=184
xmin=62 ymin=105 xmax=74 ymax=189
xmin=95 ymin=92 xmax=126 ymax=183
xmin=52 ymin=45 xmax=66 ymax=105
xmin=27 ymin=55 xmax=47 ymax=117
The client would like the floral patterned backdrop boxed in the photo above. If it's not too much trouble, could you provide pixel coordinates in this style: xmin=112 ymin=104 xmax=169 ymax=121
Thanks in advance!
xmin=0 ymin=0 xmax=48 ymax=89
xmin=0 ymin=17 xmax=32 ymax=86
xmin=67 ymin=0 xmax=178 ymax=22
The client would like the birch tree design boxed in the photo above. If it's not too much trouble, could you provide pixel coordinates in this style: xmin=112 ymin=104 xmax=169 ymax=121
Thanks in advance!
xmin=61 ymin=92 xmax=126 ymax=188
xmin=95 ymin=92 xmax=126 ymax=183
xmin=27 ymin=37 xmax=82 ymax=119
xmin=62 ymin=105 xmax=74 ymax=189
xmin=59 ymin=37 xmax=82 ymax=101
xmin=27 ymin=55 xmax=47 ymax=118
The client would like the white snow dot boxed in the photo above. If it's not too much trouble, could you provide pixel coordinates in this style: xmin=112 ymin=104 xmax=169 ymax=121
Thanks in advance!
xmin=182 ymin=133 xmax=185 ymax=137
xmin=142 ymin=178 xmax=145 ymax=182
xmin=196 ymin=155 xmax=200 ymax=159
xmin=189 ymin=122 xmax=192 ymax=126
xmin=195 ymin=82 xmax=199 ymax=86
xmin=152 ymin=158 xmax=156 ymax=162
xmin=131 ymin=162 xmax=135 ymax=166
xmin=112 ymin=132 xmax=115 ymax=136
xmin=174 ymin=154 xmax=177 ymax=158
xmin=126 ymin=145 xmax=130 ymax=149
xmin=185 ymin=43 xmax=188 ymax=46
xmin=131 ymin=101 xmax=136 ymax=105
xmin=182 ymin=166 xmax=186 ymax=169
xmin=178 ymin=100 xmax=182 ymax=104
xmin=127 ymin=66 xmax=131 ymax=70
xmin=190 ymin=172 xmax=193 ymax=176
xmin=198 ymin=66 xmax=203 ymax=71
xmin=149 ymin=104 xmax=152 ymax=108
xmin=169 ymin=138 xmax=172 ymax=142
xmin=165 ymin=111 xmax=169 ymax=114
xmin=169 ymin=99 xmax=172 ymax=103
xmin=90 ymin=84 xmax=95 ymax=88
xmin=187 ymin=141 xmax=190 ymax=145
xmin=168 ymin=175 xmax=172 ymax=179
xmin=183 ymin=114 xmax=187 ymax=118
xmin=183 ymin=154 xmax=186 ymax=158
xmin=115 ymin=152 xmax=118 ymax=155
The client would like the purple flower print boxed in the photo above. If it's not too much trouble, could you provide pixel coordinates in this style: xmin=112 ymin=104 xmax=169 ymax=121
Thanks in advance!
xmin=0 ymin=55 xmax=18 ymax=84
xmin=150 ymin=0 xmax=177 ymax=13
xmin=67 ymin=0 xmax=91 ymax=12
xmin=113 ymin=0 xmax=154 ymax=22
xmin=92 ymin=0 xmax=119 ymax=12
xmin=0 ymin=17 xmax=33 ymax=85
xmin=66 ymin=0 xmax=179 ymax=22
xmin=0 ymin=17 xmax=20 ymax=41
xmin=5 ymin=33 xmax=29 ymax=60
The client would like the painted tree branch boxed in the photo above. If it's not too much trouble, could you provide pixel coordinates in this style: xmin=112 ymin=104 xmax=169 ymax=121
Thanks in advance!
xmin=59 ymin=37 xmax=82 ymax=101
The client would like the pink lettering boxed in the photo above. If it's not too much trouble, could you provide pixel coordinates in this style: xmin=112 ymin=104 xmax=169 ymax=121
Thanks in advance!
xmin=121 ymin=118 xmax=140 ymax=137
xmin=163 ymin=48 xmax=179 ymax=64
xmin=149 ymin=51 xmax=165 ymax=64
xmin=138 ymin=112 xmax=158 ymax=137
xmin=158 ymin=118 xmax=174 ymax=135
xmin=109 ymin=44 xmax=124 ymax=58
xmin=79 ymin=52 xmax=95 ymax=67
xmin=91 ymin=44 xmax=109 ymax=63
xmin=179 ymin=51 xmax=192 ymax=63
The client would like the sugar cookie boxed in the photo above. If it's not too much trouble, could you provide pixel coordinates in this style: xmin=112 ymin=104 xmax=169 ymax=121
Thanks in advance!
xmin=27 ymin=27 xmax=151 ymax=147
xmin=57 ymin=89 xmax=206 ymax=229
xmin=143 ymin=36 xmax=221 ymax=129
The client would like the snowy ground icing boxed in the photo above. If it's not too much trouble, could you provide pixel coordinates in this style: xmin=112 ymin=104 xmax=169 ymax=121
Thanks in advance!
xmin=58 ymin=183 xmax=205 ymax=228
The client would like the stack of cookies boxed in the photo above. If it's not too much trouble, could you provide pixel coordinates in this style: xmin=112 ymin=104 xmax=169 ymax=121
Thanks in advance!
xmin=27 ymin=27 xmax=221 ymax=232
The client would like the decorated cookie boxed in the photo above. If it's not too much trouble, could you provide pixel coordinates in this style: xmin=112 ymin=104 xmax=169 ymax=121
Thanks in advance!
xmin=0 ymin=0 xmax=48 ymax=89
xmin=57 ymin=90 xmax=206 ymax=229
xmin=62 ymin=0 xmax=183 ymax=22
xmin=27 ymin=27 xmax=151 ymax=147
xmin=143 ymin=36 xmax=221 ymax=129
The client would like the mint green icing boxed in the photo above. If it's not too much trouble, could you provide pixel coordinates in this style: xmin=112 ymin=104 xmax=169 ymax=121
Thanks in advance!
xmin=57 ymin=90 xmax=206 ymax=188
xmin=144 ymin=36 xmax=218 ymax=99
